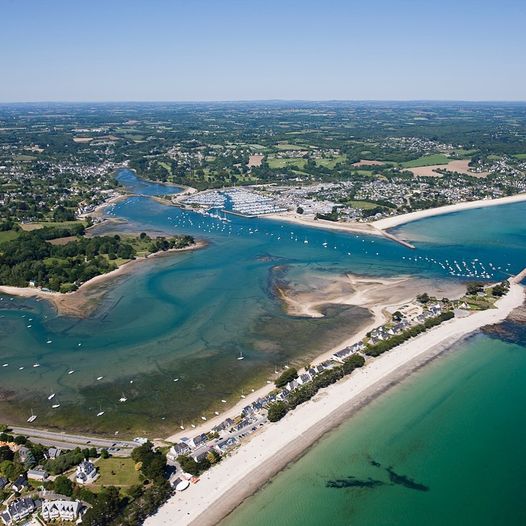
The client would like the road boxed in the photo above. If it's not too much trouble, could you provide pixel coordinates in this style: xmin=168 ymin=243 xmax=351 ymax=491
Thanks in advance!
xmin=10 ymin=426 xmax=137 ymax=456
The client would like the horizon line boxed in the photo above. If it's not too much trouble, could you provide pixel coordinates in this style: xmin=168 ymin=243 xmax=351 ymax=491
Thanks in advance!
xmin=1 ymin=98 xmax=526 ymax=105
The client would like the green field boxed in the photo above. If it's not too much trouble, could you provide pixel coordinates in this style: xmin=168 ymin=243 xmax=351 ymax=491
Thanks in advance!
xmin=267 ymin=158 xmax=307 ymax=169
xmin=402 ymin=154 xmax=450 ymax=168
xmin=513 ymin=153 xmax=526 ymax=160
xmin=347 ymin=200 xmax=383 ymax=210
xmin=90 ymin=458 xmax=140 ymax=489
xmin=275 ymin=142 xmax=307 ymax=151
xmin=316 ymin=155 xmax=346 ymax=169
xmin=0 ymin=229 xmax=20 ymax=244
xmin=20 ymin=220 xmax=86 ymax=232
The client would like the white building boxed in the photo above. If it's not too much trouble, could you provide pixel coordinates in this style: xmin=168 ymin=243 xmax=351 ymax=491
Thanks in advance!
xmin=75 ymin=460 xmax=98 ymax=484
xmin=41 ymin=500 xmax=82 ymax=523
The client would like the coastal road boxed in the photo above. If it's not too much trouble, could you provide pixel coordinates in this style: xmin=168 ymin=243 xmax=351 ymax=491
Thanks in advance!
xmin=9 ymin=426 xmax=137 ymax=456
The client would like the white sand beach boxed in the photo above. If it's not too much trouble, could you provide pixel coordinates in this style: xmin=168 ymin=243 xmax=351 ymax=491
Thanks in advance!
xmin=147 ymin=280 xmax=524 ymax=526
xmin=373 ymin=193 xmax=526 ymax=230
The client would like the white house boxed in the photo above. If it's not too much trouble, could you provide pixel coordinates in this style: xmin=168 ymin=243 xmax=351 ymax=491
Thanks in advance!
xmin=0 ymin=498 xmax=35 ymax=525
xmin=75 ymin=460 xmax=98 ymax=484
xmin=41 ymin=500 xmax=82 ymax=522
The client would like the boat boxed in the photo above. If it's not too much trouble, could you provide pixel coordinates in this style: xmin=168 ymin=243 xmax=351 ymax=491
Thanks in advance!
xmin=119 ymin=394 xmax=127 ymax=403
xmin=237 ymin=351 xmax=245 ymax=361
xmin=68 ymin=370 xmax=75 ymax=375
xmin=221 ymin=399 xmax=227 ymax=403
xmin=97 ymin=411 xmax=105 ymax=417
xmin=33 ymin=363 xmax=40 ymax=368
xmin=201 ymin=416 xmax=207 ymax=421
xmin=97 ymin=376 xmax=104 ymax=381
xmin=48 ymin=393 xmax=56 ymax=400
xmin=214 ymin=411 xmax=219 ymax=415
xmin=52 ymin=403 xmax=60 ymax=409
xmin=2 ymin=363 xmax=8 ymax=367
xmin=27 ymin=410 xmax=37 ymax=423
xmin=46 ymin=340 xmax=52 ymax=344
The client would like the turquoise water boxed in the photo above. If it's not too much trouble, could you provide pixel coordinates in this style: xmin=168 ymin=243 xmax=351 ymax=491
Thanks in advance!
xmin=0 ymin=171 xmax=525 ymax=436
xmin=223 ymin=330 xmax=526 ymax=526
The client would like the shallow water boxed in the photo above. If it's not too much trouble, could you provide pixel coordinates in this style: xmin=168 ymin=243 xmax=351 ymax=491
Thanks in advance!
xmin=0 ymin=170 xmax=524 ymax=435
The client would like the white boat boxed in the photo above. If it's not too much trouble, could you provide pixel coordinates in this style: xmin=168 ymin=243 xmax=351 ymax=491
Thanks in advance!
xmin=97 ymin=376 xmax=104 ymax=381
xmin=48 ymin=393 xmax=56 ymax=400
xmin=46 ymin=340 xmax=52 ymax=344
xmin=221 ymin=399 xmax=227 ymax=403
xmin=52 ymin=403 xmax=60 ymax=409
xmin=2 ymin=363 xmax=8 ymax=367
xmin=237 ymin=351 xmax=245 ymax=361
xmin=33 ymin=363 xmax=40 ymax=368
xmin=214 ymin=411 xmax=219 ymax=415
xmin=68 ymin=370 xmax=75 ymax=375
xmin=201 ymin=416 xmax=207 ymax=421
xmin=27 ymin=410 xmax=37 ymax=423
xmin=119 ymin=394 xmax=127 ymax=403
xmin=97 ymin=411 xmax=105 ymax=417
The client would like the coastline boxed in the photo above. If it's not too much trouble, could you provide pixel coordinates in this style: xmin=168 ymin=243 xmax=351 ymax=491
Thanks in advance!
xmin=146 ymin=281 xmax=524 ymax=526
xmin=0 ymin=241 xmax=207 ymax=317
xmin=372 ymin=193 xmax=526 ymax=230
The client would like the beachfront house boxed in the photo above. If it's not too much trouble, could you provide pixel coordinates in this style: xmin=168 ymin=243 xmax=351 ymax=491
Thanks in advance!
xmin=41 ymin=499 xmax=82 ymax=522
xmin=75 ymin=460 xmax=98 ymax=484
xmin=167 ymin=442 xmax=191 ymax=462
xmin=185 ymin=434 xmax=208 ymax=449
xmin=0 ymin=498 xmax=36 ymax=525
xmin=191 ymin=446 xmax=211 ymax=463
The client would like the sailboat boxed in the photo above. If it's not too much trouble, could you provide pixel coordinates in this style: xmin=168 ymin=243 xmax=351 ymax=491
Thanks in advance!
xmin=48 ymin=393 xmax=56 ymax=401
xmin=96 ymin=404 xmax=105 ymax=417
xmin=52 ymin=401 xmax=60 ymax=409
xmin=237 ymin=351 xmax=245 ymax=361
xmin=179 ymin=421 xmax=185 ymax=430
xmin=27 ymin=409 xmax=37 ymax=423
xmin=119 ymin=393 xmax=127 ymax=403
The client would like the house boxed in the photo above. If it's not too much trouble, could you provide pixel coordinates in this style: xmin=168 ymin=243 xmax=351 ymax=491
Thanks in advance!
xmin=75 ymin=460 xmax=98 ymax=484
xmin=297 ymin=373 xmax=312 ymax=385
xmin=46 ymin=447 xmax=62 ymax=460
xmin=166 ymin=442 xmax=191 ymax=462
xmin=41 ymin=499 xmax=82 ymax=522
xmin=27 ymin=468 xmax=48 ymax=481
xmin=214 ymin=437 xmax=238 ymax=454
xmin=17 ymin=446 xmax=30 ymax=463
xmin=191 ymin=446 xmax=211 ymax=463
xmin=0 ymin=477 xmax=7 ymax=490
xmin=184 ymin=434 xmax=207 ymax=449
xmin=0 ymin=498 xmax=36 ymax=525
xmin=11 ymin=474 xmax=28 ymax=492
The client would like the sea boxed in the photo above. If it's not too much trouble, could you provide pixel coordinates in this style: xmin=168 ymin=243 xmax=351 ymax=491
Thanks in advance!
xmin=1 ymin=171 xmax=526 ymax=526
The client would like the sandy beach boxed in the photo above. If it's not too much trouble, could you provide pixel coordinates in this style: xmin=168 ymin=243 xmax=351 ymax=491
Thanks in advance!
xmin=373 ymin=193 xmax=526 ymax=230
xmin=148 ymin=279 xmax=524 ymax=526
xmin=163 ymin=273 xmax=463 ymax=444
xmin=0 ymin=241 xmax=206 ymax=317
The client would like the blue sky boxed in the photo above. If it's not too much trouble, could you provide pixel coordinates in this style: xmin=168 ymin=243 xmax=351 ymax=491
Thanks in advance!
xmin=1 ymin=0 xmax=525 ymax=102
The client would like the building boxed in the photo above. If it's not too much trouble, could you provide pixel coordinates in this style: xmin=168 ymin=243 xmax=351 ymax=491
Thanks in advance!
xmin=166 ymin=442 xmax=191 ymax=462
xmin=27 ymin=468 xmax=48 ymax=481
xmin=75 ymin=460 xmax=98 ymax=484
xmin=0 ymin=498 xmax=36 ymax=525
xmin=11 ymin=474 xmax=28 ymax=492
xmin=46 ymin=447 xmax=62 ymax=460
xmin=41 ymin=499 xmax=82 ymax=522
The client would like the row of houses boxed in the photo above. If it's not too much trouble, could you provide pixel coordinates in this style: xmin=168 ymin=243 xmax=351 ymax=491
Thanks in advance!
xmin=1 ymin=497 xmax=84 ymax=525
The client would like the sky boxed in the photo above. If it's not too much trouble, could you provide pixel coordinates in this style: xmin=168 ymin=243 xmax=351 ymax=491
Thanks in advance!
xmin=1 ymin=0 xmax=525 ymax=102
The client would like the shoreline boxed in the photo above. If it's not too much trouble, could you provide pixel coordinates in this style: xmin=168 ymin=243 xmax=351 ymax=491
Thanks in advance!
xmin=0 ymin=240 xmax=207 ymax=317
xmin=372 ymin=193 xmax=526 ymax=230
xmin=146 ymin=281 xmax=524 ymax=526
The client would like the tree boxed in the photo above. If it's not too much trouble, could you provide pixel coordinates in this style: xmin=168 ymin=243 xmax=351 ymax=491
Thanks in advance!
xmin=54 ymin=475 xmax=73 ymax=497
xmin=275 ymin=368 xmax=298 ymax=388
xmin=100 ymin=449 xmax=110 ymax=459
xmin=296 ymin=206 xmax=304 ymax=214
xmin=467 ymin=282 xmax=484 ymax=295
xmin=267 ymin=401 xmax=288 ymax=422
xmin=177 ymin=455 xmax=199 ymax=476
xmin=416 ymin=292 xmax=430 ymax=304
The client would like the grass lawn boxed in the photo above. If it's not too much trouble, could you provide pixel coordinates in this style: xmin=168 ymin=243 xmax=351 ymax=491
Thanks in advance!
xmin=316 ymin=155 xmax=346 ymax=169
xmin=0 ymin=229 xmax=20 ymax=244
xmin=402 ymin=154 xmax=450 ymax=168
xmin=20 ymin=220 xmax=86 ymax=232
xmin=158 ymin=161 xmax=172 ymax=174
xmin=275 ymin=142 xmax=307 ymax=151
xmin=347 ymin=200 xmax=385 ymax=210
xmin=267 ymin=157 xmax=307 ymax=169
xmin=513 ymin=153 xmax=526 ymax=160
xmin=90 ymin=458 xmax=140 ymax=489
